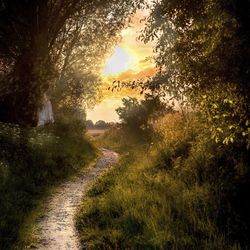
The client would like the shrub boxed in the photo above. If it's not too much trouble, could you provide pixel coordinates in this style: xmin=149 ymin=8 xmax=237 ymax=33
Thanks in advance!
xmin=0 ymin=122 xmax=95 ymax=248
xmin=77 ymin=111 xmax=249 ymax=249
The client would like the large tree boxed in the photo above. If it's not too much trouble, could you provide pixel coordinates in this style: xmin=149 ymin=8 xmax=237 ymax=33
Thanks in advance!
xmin=0 ymin=0 xmax=144 ymax=126
xmin=129 ymin=0 xmax=250 ymax=146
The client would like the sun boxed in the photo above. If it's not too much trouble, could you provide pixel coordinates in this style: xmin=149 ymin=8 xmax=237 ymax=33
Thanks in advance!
xmin=102 ymin=47 xmax=136 ymax=76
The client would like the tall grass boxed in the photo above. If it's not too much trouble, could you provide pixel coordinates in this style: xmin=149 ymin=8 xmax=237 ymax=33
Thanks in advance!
xmin=0 ymin=122 xmax=96 ymax=249
xmin=77 ymin=112 xmax=249 ymax=249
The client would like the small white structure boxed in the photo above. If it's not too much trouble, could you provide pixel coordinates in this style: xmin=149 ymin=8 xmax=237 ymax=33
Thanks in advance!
xmin=37 ymin=94 xmax=54 ymax=126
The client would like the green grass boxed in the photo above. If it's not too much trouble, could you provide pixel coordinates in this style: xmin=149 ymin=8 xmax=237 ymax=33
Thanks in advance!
xmin=77 ymin=146 xmax=235 ymax=249
xmin=76 ymin=117 xmax=249 ymax=249
xmin=0 ymin=122 xmax=96 ymax=249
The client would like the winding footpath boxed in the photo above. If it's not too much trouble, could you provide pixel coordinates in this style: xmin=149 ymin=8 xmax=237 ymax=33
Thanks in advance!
xmin=29 ymin=148 xmax=119 ymax=250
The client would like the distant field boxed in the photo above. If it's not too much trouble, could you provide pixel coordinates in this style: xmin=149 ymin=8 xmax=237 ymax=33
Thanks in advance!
xmin=86 ymin=129 xmax=108 ymax=136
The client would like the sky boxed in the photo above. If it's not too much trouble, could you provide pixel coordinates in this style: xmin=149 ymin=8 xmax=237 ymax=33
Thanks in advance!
xmin=86 ymin=9 xmax=156 ymax=123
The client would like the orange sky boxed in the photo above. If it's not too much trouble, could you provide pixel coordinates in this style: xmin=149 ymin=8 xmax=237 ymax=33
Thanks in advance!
xmin=87 ymin=9 xmax=156 ymax=123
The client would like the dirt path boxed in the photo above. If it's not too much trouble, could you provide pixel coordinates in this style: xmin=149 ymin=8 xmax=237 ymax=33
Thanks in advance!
xmin=29 ymin=148 xmax=119 ymax=250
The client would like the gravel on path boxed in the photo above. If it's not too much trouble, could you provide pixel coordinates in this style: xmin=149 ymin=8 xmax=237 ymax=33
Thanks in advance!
xmin=28 ymin=148 xmax=119 ymax=250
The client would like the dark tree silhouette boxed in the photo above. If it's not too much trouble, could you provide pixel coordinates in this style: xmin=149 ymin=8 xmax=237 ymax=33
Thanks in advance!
xmin=0 ymin=0 xmax=144 ymax=126
xmin=86 ymin=120 xmax=94 ymax=129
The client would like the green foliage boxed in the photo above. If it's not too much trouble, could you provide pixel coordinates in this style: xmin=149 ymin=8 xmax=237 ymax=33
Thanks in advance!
xmin=53 ymin=105 xmax=86 ymax=138
xmin=93 ymin=125 xmax=144 ymax=153
xmin=116 ymin=96 xmax=172 ymax=135
xmin=141 ymin=0 xmax=250 ymax=93
xmin=76 ymin=1 xmax=249 ymax=248
xmin=116 ymin=97 xmax=145 ymax=128
xmin=0 ymin=0 xmax=145 ymax=125
xmin=0 ymin=122 xmax=95 ymax=249
xmin=124 ymin=0 xmax=250 ymax=147
xmin=76 ymin=147 xmax=231 ymax=249
xmin=197 ymin=84 xmax=250 ymax=148
xmin=77 ymin=112 xmax=250 ymax=249
xmin=94 ymin=120 xmax=109 ymax=129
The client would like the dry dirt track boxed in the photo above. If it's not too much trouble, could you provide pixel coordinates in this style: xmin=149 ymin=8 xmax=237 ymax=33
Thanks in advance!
xmin=28 ymin=148 xmax=119 ymax=250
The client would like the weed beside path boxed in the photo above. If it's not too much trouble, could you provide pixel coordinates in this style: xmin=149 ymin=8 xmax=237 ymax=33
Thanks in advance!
xmin=20 ymin=148 xmax=119 ymax=250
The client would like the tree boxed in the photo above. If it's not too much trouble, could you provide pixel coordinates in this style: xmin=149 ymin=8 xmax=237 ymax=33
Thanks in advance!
xmin=86 ymin=120 xmax=94 ymax=129
xmin=95 ymin=120 xmax=108 ymax=129
xmin=123 ymin=0 xmax=250 ymax=146
xmin=116 ymin=97 xmax=142 ymax=129
xmin=0 ymin=0 xmax=144 ymax=126
xmin=116 ymin=96 xmax=171 ymax=132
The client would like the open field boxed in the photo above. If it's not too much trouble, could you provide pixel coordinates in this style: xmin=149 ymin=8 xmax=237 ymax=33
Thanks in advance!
xmin=87 ymin=129 xmax=109 ymax=136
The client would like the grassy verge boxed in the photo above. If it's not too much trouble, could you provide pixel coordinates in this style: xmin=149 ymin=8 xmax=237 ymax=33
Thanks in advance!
xmin=76 ymin=113 xmax=249 ymax=249
xmin=76 ymin=147 xmax=229 ymax=249
xmin=0 ymin=122 xmax=96 ymax=249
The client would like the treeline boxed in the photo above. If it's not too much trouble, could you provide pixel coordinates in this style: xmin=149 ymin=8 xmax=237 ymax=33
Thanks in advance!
xmin=86 ymin=120 xmax=115 ymax=130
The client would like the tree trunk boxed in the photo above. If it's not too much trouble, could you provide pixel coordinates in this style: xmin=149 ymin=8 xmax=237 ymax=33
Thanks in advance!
xmin=11 ymin=0 xmax=51 ymax=126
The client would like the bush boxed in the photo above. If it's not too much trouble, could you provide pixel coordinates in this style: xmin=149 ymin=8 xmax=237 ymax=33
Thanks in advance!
xmin=77 ymin=112 xmax=250 ymax=249
xmin=116 ymin=96 xmax=173 ymax=140
xmin=156 ymin=112 xmax=250 ymax=244
xmin=0 ymin=122 xmax=95 ymax=249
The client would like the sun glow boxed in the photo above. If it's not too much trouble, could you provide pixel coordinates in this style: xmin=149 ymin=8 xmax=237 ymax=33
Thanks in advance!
xmin=89 ymin=9 xmax=156 ymax=122
xmin=102 ymin=47 xmax=137 ymax=76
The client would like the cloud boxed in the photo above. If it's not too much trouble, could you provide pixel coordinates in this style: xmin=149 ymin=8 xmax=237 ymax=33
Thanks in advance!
xmin=87 ymin=7 xmax=157 ymax=122
xmin=115 ymin=67 xmax=157 ymax=81
xmin=86 ymin=98 xmax=123 ymax=123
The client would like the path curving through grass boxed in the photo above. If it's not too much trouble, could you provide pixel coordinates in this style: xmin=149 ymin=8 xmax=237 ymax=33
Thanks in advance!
xmin=29 ymin=148 xmax=119 ymax=250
